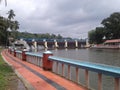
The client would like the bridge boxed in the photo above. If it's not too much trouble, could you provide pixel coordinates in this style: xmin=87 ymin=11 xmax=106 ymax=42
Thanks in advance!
xmin=22 ymin=38 xmax=88 ymax=49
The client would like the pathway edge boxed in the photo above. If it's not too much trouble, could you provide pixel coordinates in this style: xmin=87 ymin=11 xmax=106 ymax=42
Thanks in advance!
xmin=1 ymin=50 xmax=35 ymax=90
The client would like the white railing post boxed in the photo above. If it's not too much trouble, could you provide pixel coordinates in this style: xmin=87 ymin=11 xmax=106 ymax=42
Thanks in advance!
xmin=62 ymin=63 xmax=64 ymax=76
xmin=68 ymin=65 xmax=71 ymax=80
xmin=114 ymin=78 xmax=119 ymax=90
xmin=98 ymin=73 xmax=102 ymax=90
xmin=85 ymin=69 xmax=89 ymax=88
xmin=76 ymin=67 xmax=79 ymax=83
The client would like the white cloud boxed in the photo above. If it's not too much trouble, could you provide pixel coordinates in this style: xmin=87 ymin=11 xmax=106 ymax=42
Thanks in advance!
xmin=1 ymin=0 xmax=120 ymax=38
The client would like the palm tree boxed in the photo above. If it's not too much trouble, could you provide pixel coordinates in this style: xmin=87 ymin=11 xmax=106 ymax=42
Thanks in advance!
xmin=14 ymin=21 xmax=19 ymax=30
xmin=7 ymin=9 xmax=15 ymax=20
xmin=0 ymin=16 xmax=8 ymax=45
xmin=10 ymin=20 xmax=19 ymax=30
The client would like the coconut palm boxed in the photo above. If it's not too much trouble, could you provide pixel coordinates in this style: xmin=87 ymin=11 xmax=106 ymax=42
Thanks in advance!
xmin=14 ymin=21 xmax=19 ymax=30
xmin=10 ymin=20 xmax=19 ymax=31
xmin=0 ymin=16 xmax=8 ymax=45
xmin=7 ymin=9 xmax=15 ymax=20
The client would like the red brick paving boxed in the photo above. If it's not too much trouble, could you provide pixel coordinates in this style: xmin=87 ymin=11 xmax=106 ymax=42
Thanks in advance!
xmin=2 ymin=50 xmax=87 ymax=90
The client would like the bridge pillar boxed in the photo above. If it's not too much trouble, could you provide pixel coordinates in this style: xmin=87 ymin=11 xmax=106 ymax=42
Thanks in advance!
xmin=32 ymin=39 xmax=37 ymax=52
xmin=75 ymin=40 xmax=78 ymax=48
xmin=43 ymin=51 xmax=53 ymax=70
xmin=64 ymin=40 xmax=68 ymax=48
xmin=54 ymin=40 xmax=58 ymax=49
xmin=34 ymin=41 xmax=37 ymax=52
xmin=44 ymin=39 xmax=48 ymax=49
xmin=86 ymin=38 xmax=89 ymax=48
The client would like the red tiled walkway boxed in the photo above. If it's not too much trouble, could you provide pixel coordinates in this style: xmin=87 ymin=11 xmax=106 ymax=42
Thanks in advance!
xmin=2 ymin=50 xmax=87 ymax=90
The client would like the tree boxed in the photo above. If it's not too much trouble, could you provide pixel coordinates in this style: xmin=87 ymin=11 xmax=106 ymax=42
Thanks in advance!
xmin=0 ymin=16 xmax=9 ymax=45
xmin=7 ymin=9 xmax=15 ymax=20
xmin=57 ymin=34 xmax=62 ymax=39
xmin=88 ymin=30 xmax=96 ymax=44
xmin=101 ymin=12 xmax=120 ymax=39
xmin=10 ymin=20 xmax=19 ymax=30
xmin=88 ymin=27 xmax=105 ymax=44
xmin=95 ymin=27 xmax=105 ymax=44
xmin=88 ymin=12 xmax=120 ymax=44
xmin=0 ymin=10 xmax=19 ymax=46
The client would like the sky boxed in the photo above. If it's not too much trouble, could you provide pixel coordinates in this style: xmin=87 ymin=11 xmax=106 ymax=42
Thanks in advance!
xmin=0 ymin=0 xmax=120 ymax=39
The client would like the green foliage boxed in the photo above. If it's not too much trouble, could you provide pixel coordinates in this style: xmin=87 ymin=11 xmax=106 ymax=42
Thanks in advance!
xmin=89 ymin=12 xmax=120 ymax=44
xmin=7 ymin=9 xmax=15 ymax=20
xmin=16 ymin=31 xmax=63 ymax=39
xmin=0 ymin=9 xmax=19 ymax=46
xmin=88 ymin=30 xmax=96 ymax=44
xmin=101 ymin=12 xmax=120 ymax=39
xmin=0 ymin=48 xmax=14 ymax=90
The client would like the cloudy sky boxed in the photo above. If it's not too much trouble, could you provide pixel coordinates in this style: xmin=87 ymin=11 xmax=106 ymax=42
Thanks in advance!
xmin=0 ymin=0 xmax=120 ymax=38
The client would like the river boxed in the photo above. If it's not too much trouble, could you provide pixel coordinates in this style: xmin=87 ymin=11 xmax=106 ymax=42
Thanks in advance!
xmin=44 ymin=48 xmax=120 ymax=90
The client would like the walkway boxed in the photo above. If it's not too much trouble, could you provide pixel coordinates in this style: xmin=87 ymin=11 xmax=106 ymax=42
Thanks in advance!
xmin=2 ymin=50 xmax=87 ymax=90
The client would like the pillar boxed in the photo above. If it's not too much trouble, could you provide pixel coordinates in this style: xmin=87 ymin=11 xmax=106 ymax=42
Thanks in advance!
xmin=8 ymin=47 xmax=10 ymax=53
xmin=114 ymin=78 xmax=119 ymax=90
xmin=75 ymin=40 xmax=78 ymax=48
xmin=14 ymin=50 xmax=16 ymax=57
xmin=65 ymin=40 xmax=68 ymax=48
xmin=44 ymin=39 xmax=48 ymax=49
xmin=22 ymin=50 xmax=26 ymax=61
xmin=10 ymin=49 xmax=12 ymax=54
xmin=54 ymin=39 xmax=58 ymax=48
xmin=42 ymin=51 xmax=53 ymax=70
xmin=34 ymin=41 xmax=37 ymax=52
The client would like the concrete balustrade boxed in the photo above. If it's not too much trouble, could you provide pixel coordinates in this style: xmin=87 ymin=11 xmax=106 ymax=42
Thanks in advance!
xmin=15 ymin=51 xmax=22 ymax=59
xmin=9 ymin=49 xmax=120 ymax=90
xmin=25 ymin=52 xmax=43 ymax=67
xmin=48 ymin=56 xmax=120 ymax=90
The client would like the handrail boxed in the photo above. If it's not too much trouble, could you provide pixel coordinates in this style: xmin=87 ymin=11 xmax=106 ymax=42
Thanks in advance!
xmin=49 ymin=56 xmax=120 ymax=78
xmin=15 ymin=50 xmax=22 ymax=53
xmin=9 ymin=49 xmax=120 ymax=90
xmin=26 ymin=52 xmax=43 ymax=58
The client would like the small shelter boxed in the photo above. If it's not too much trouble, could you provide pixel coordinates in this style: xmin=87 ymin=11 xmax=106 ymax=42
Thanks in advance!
xmin=104 ymin=39 xmax=120 ymax=46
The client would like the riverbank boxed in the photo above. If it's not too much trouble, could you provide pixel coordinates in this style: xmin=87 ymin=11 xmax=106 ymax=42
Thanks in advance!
xmin=0 ymin=48 xmax=26 ymax=90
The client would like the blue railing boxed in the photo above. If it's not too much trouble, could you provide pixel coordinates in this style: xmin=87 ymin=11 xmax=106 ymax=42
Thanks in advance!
xmin=48 ymin=56 xmax=120 ymax=90
xmin=11 ymin=49 xmax=120 ymax=90
xmin=25 ymin=52 xmax=43 ymax=67
xmin=49 ymin=56 xmax=120 ymax=78
xmin=16 ymin=50 xmax=22 ymax=53
xmin=26 ymin=52 xmax=43 ymax=58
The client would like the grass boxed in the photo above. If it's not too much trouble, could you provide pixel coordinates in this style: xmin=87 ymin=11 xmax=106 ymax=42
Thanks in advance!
xmin=0 ymin=48 xmax=15 ymax=90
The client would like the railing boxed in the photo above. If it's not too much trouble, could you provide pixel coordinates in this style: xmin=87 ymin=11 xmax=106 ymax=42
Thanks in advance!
xmin=16 ymin=51 xmax=22 ymax=59
xmin=10 ymin=50 xmax=43 ymax=67
xmin=26 ymin=52 xmax=43 ymax=67
xmin=48 ymin=56 xmax=120 ymax=90
xmin=9 ymin=49 xmax=120 ymax=90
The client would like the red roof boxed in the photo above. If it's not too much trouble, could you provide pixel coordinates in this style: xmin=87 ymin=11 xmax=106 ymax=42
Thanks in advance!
xmin=105 ymin=39 xmax=120 ymax=43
